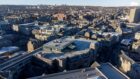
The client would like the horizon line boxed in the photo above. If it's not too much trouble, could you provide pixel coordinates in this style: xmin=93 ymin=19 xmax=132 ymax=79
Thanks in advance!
xmin=0 ymin=4 xmax=139 ymax=7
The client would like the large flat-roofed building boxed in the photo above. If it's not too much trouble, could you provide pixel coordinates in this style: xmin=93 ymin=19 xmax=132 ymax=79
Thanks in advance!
xmin=35 ymin=37 xmax=99 ymax=71
xmin=43 ymin=37 xmax=99 ymax=53
xmin=28 ymin=63 xmax=130 ymax=79
xmin=129 ymin=8 xmax=140 ymax=23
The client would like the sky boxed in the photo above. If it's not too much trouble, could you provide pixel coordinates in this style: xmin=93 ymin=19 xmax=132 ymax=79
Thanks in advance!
xmin=0 ymin=0 xmax=140 ymax=6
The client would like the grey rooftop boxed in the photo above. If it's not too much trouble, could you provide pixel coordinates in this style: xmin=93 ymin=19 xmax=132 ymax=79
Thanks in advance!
xmin=28 ymin=67 xmax=107 ymax=79
xmin=98 ymin=63 xmax=130 ymax=79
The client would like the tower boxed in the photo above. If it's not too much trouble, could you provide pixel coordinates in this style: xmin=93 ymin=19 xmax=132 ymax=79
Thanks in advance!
xmin=129 ymin=8 xmax=140 ymax=23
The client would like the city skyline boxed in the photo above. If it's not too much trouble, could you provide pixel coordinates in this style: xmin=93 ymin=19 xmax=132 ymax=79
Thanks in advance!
xmin=0 ymin=0 xmax=140 ymax=6
xmin=1 ymin=0 xmax=140 ymax=79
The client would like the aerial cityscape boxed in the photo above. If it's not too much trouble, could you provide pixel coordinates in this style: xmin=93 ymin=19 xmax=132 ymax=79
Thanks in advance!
xmin=0 ymin=0 xmax=140 ymax=79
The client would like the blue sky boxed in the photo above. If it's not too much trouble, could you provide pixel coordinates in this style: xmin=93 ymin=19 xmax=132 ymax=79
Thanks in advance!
xmin=0 ymin=0 xmax=140 ymax=6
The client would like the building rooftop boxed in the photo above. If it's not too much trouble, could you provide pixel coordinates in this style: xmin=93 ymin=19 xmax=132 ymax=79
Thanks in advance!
xmin=43 ymin=37 xmax=74 ymax=52
xmin=43 ymin=37 xmax=97 ymax=53
xmin=28 ymin=63 xmax=129 ymax=79
xmin=127 ymin=23 xmax=140 ymax=26
xmin=20 ymin=22 xmax=35 ymax=26
xmin=43 ymin=49 xmax=90 ymax=60
xmin=102 ymin=32 xmax=121 ymax=36
xmin=0 ymin=46 xmax=19 ymax=55
xmin=98 ymin=63 xmax=130 ymax=79
xmin=41 ymin=37 xmax=98 ymax=60
xmin=121 ymin=39 xmax=133 ymax=46
xmin=28 ymin=67 xmax=107 ymax=79
xmin=0 ymin=21 xmax=9 ymax=25
xmin=0 ymin=36 xmax=3 ymax=39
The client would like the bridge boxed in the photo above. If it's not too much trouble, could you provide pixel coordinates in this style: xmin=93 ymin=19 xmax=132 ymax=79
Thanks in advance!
xmin=0 ymin=47 xmax=42 ymax=71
